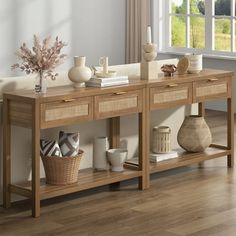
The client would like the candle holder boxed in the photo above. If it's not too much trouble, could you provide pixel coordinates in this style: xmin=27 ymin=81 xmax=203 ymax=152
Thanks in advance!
xmin=141 ymin=43 xmax=158 ymax=80
xmin=185 ymin=54 xmax=202 ymax=74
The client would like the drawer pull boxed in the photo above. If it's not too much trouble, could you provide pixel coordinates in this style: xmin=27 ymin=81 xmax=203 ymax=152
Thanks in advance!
xmin=62 ymin=99 xmax=76 ymax=103
xmin=114 ymin=91 xmax=127 ymax=95
xmin=208 ymin=78 xmax=219 ymax=82
xmin=167 ymin=84 xmax=178 ymax=88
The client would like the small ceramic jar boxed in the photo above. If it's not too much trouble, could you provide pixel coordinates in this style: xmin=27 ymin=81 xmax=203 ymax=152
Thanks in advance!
xmin=107 ymin=149 xmax=128 ymax=172
xmin=185 ymin=54 xmax=202 ymax=74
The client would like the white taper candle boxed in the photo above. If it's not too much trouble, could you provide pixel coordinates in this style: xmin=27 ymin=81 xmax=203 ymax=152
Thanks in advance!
xmin=147 ymin=25 xmax=152 ymax=44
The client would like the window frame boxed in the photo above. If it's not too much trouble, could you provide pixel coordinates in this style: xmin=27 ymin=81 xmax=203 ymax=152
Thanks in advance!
xmin=153 ymin=0 xmax=236 ymax=58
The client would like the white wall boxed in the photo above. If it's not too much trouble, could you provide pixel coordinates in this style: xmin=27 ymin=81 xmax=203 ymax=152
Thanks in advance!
xmin=0 ymin=0 xmax=126 ymax=77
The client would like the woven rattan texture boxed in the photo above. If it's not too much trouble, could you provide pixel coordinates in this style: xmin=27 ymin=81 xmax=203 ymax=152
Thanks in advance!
xmin=41 ymin=150 xmax=83 ymax=185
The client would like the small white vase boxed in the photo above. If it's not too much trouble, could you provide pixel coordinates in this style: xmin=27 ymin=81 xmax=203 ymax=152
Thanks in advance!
xmin=107 ymin=149 xmax=128 ymax=172
xmin=68 ymin=56 xmax=92 ymax=87
xmin=93 ymin=137 xmax=110 ymax=171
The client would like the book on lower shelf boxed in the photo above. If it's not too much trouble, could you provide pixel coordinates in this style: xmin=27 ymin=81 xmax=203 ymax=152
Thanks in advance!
xmin=149 ymin=151 xmax=178 ymax=163
xmin=125 ymin=150 xmax=179 ymax=165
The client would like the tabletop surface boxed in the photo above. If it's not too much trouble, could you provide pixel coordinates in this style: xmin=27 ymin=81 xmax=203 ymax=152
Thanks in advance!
xmin=3 ymin=69 xmax=233 ymax=101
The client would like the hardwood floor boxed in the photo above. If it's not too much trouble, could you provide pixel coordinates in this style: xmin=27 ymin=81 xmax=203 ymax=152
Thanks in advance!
xmin=0 ymin=110 xmax=235 ymax=236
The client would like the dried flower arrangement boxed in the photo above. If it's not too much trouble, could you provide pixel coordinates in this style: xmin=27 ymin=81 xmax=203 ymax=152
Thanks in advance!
xmin=12 ymin=35 xmax=67 ymax=80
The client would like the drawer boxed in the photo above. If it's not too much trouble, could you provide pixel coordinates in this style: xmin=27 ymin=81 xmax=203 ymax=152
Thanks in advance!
xmin=40 ymin=97 xmax=93 ymax=128
xmin=193 ymin=77 xmax=231 ymax=102
xmin=95 ymin=90 xmax=142 ymax=119
xmin=150 ymin=82 xmax=192 ymax=110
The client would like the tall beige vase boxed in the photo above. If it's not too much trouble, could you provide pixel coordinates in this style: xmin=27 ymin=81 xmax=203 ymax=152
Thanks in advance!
xmin=68 ymin=56 xmax=92 ymax=87
xmin=93 ymin=137 xmax=110 ymax=171
xmin=177 ymin=115 xmax=212 ymax=152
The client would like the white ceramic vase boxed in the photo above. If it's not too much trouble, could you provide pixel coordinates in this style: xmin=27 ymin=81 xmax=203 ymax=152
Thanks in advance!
xmin=93 ymin=137 xmax=110 ymax=171
xmin=68 ymin=56 xmax=92 ymax=87
xmin=107 ymin=149 xmax=128 ymax=172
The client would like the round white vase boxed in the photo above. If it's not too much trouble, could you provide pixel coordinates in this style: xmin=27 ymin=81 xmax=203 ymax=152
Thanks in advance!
xmin=68 ymin=56 xmax=92 ymax=87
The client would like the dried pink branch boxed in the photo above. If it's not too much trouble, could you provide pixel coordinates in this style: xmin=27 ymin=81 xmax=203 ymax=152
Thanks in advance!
xmin=12 ymin=35 xmax=67 ymax=80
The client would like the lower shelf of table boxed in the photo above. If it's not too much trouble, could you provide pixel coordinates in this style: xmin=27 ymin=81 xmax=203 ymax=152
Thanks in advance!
xmin=150 ymin=145 xmax=231 ymax=173
xmin=10 ymin=168 xmax=142 ymax=200
xmin=10 ymin=145 xmax=231 ymax=201
xmin=124 ymin=145 xmax=231 ymax=173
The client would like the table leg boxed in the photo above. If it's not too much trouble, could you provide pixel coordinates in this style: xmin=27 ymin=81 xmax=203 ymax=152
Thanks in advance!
xmin=198 ymin=102 xmax=205 ymax=117
xmin=138 ymin=88 xmax=149 ymax=190
xmin=3 ymin=98 xmax=11 ymax=208
xmin=109 ymin=117 xmax=120 ymax=148
xmin=227 ymin=98 xmax=234 ymax=167
xmin=109 ymin=117 xmax=121 ymax=188
xmin=32 ymin=102 xmax=41 ymax=217
xmin=198 ymin=102 xmax=205 ymax=168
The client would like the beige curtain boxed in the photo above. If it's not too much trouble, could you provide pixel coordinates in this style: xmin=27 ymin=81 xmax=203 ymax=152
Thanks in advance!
xmin=126 ymin=0 xmax=151 ymax=63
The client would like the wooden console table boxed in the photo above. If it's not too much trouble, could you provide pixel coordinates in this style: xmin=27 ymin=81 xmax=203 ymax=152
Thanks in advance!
xmin=3 ymin=69 xmax=234 ymax=217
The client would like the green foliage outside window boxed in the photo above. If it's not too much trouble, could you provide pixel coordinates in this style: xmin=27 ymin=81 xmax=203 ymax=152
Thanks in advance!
xmin=171 ymin=16 xmax=186 ymax=47
xmin=171 ymin=0 xmax=232 ymax=51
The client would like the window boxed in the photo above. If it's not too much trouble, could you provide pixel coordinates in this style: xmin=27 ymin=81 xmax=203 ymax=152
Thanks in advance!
xmin=214 ymin=0 xmax=232 ymax=51
xmin=156 ymin=0 xmax=236 ymax=56
xmin=171 ymin=0 xmax=205 ymax=49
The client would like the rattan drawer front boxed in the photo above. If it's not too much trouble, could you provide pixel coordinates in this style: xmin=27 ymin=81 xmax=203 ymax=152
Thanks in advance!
xmin=150 ymin=82 xmax=192 ymax=110
xmin=41 ymin=97 xmax=93 ymax=128
xmin=193 ymin=77 xmax=230 ymax=102
xmin=95 ymin=90 xmax=142 ymax=119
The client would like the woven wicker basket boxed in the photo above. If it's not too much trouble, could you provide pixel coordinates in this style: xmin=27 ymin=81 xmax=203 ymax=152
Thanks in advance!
xmin=41 ymin=150 xmax=84 ymax=185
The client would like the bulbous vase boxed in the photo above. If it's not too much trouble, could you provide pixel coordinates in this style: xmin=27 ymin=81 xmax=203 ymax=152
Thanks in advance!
xmin=177 ymin=115 xmax=212 ymax=152
xmin=68 ymin=56 xmax=92 ymax=87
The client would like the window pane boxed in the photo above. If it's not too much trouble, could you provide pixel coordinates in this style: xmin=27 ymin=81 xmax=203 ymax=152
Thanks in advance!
xmin=171 ymin=16 xmax=186 ymax=47
xmin=190 ymin=0 xmax=205 ymax=15
xmin=190 ymin=17 xmax=205 ymax=48
xmin=235 ymin=1 xmax=236 ymax=16
xmin=215 ymin=0 xmax=231 ymax=16
xmin=171 ymin=0 xmax=186 ymax=14
xmin=215 ymin=18 xmax=231 ymax=51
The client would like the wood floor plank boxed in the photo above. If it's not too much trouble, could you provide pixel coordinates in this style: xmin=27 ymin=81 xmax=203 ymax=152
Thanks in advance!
xmin=168 ymin=208 xmax=236 ymax=236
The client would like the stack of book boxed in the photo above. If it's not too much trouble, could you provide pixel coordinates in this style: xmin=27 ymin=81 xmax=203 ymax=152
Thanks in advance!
xmin=86 ymin=75 xmax=129 ymax=87
xmin=149 ymin=150 xmax=178 ymax=163
xmin=125 ymin=150 xmax=179 ymax=165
